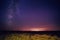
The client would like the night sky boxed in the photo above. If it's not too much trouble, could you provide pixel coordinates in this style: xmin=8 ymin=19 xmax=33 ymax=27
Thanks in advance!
xmin=0 ymin=0 xmax=60 ymax=31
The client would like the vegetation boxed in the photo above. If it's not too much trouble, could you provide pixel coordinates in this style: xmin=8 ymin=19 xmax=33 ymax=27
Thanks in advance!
xmin=4 ymin=33 xmax=60 ymax=40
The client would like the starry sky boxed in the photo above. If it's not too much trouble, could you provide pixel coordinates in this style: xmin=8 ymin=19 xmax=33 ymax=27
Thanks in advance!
xmin=0 ymin=0 xmax=60 ymax=31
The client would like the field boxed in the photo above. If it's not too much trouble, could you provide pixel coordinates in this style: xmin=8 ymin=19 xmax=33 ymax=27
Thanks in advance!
xmin=0 ymin=31 xmax=60 ymax=40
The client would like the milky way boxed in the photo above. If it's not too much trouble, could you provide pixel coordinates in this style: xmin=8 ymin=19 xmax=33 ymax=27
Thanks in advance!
xmin=0 ymin=0 xmax=60 ymax=31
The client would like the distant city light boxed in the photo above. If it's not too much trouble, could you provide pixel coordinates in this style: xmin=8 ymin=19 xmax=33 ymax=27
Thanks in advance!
xmin=19 ymin=28 xmax=47 ymax=31
xmin=30 ymin=28 xmax=47 ymax=31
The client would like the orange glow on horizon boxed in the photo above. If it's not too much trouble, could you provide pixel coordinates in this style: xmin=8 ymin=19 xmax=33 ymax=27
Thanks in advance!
xmin=29 ymin=28 xmax=47 ymax=31
xmin=20 ymin=28 xmax=47 ymax=31
xmin=12 ymin=25 xmax=58 ymax=31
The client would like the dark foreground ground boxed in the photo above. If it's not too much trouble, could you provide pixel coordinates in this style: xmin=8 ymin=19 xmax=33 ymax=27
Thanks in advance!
xmin=0 ymin=31 xmax=60 ymax=40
